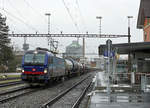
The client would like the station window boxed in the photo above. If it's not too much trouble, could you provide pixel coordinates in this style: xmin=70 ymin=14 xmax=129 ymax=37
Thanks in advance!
xmin=144 ymin=32 xmax=147 ymax=41
xmin=148 ymin=19 xmax=150 ymax=25
xmin=149 ymin=31 xmax=150 ymax=40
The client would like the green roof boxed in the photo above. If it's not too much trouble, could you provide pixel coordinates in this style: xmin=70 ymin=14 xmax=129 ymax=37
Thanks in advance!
xmin=67 ymin=40 xmax=81 ymax=48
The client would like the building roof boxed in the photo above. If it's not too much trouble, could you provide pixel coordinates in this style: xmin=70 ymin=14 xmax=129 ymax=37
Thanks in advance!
xmin=66 ymin=40 xmax=82 ymax=48
xmin=137 ymin=0 xmax=150 ymax=29
xmin=99 ymin=42 xmax=150 ymax=55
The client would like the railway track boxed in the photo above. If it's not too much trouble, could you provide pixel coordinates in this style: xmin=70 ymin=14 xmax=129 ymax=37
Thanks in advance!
xmin=0 ymin=72 xmax=95 ymax=108
xmin=0 ymin=76 xmax=68 ymax=104
xmin=41 ymin=75 xmax=92 ymax=108
xmin=0 ymin=81 xmax=24 ymax=88
xmin=71 ymin=82 xmax=92 ymax=108
xmin=0 ymin=85 xmax=30 ymax=96
xmin=0 ymin=86 xmax=38 ymax=104
xmin=0 ymin=77 xmax=20 ymax=81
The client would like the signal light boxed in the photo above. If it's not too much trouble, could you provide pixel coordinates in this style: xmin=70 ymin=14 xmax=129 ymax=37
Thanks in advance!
xmin=32 ymin=68 xmax=36 ymax=71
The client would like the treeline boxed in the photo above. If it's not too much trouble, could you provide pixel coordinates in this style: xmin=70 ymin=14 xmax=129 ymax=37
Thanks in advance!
xmin=0 ymin=13 xmax=21 ymax=73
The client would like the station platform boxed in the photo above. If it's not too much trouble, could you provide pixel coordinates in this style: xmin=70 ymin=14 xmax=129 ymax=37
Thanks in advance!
xmin=88 ymin=71 xmax=150 ymax=108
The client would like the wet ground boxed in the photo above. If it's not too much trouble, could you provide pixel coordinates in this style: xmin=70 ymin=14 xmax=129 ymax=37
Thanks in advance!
xmin=89 ymin=71 xmax=150 ymax=108
xmin=90 ymin=92 xmax=150 ymax=108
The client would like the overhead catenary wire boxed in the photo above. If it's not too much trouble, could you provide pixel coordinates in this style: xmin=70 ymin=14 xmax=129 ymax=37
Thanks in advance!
xmin=75 ymin=0 xmax=87 ymax=32
xmin=0 ymin=0 xmax=40 ymax=33
xmin=0 ymin=9 xmax=23 ymax=34
xmin=0 ymin=8 xmax=39 ymax=33
xmin=7 ymin=0 xmax=30 ymax=22
xmin=6 ymin=17 xmax=24 ymax=33
xmin=22 ymin=0 xmax=47 ymax=22
xmin=6 ymin=0 xmax=36 ymax=33
xmin=21 ymin=0 xmax=60 ymax=50
xmin=1 ymin=9 xmax=24 ymax=34
xmin=62 ymin=0 xmax=81 ymax=33
xmin=22 ymin=0 xmax=61 ymax=33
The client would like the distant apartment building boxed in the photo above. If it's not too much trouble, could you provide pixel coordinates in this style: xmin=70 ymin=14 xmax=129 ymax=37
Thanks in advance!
xmin=137 ymin=0 xmax=150 ymax=41
xmin=65 ymin=40 xmax=83 ymax=59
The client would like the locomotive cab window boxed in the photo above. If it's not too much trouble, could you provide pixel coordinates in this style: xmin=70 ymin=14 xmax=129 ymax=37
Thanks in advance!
xmin=24 ymin=53 xmax=34 ymax=63
xmin=24 ymin=52 xmax=46 ymax=65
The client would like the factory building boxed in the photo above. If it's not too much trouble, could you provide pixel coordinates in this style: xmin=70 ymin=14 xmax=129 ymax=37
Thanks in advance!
xmin=65 ymin=40 xmax=83 ymax=59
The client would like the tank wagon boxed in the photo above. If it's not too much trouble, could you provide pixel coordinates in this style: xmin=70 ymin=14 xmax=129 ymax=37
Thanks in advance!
xmin=21 ymin=48 xmax=84 ymax=84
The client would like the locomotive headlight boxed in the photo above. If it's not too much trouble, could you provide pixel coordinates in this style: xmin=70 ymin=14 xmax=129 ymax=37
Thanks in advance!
xmin=44 ymin=69 xmax=47 ymax=73
xmin=22 ymin=69 xmax=24 ymax=73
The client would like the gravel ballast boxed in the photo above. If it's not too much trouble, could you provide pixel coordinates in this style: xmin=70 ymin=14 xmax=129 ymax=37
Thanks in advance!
xmin=0 ymin=72 xmax=95 ymax=108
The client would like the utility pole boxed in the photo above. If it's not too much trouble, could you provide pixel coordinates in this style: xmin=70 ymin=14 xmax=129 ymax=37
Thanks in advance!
xmin=127 ymin=16 xmax=133 ymax=43
xmin=82 ymin=32 xmax=89 ymax=65
xmin=127 ymin=16 xmax=133 ymax=73
xmin=45 ymin=13 xmax=51 ymax=50
xmin=24 ymin=37 xmax=27 ymax=45
xmin=106 ymin=39 xmax=112 ymax=101
xmin=45 ymin=13 xmax=51 ymax=34
xmin=96 ymin=16 xmax=102 ymax=35
xmin=83 ymin=37 xmax=85 ymax=63
xmin=23 ymin=36 xmax=29 ymax=52
xmin=45 ymin=13 xmax=59 ymax=52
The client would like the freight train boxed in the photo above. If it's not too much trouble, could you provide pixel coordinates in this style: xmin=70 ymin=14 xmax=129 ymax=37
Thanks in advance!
xmin=21 ymin=48 xmax=86 ymax=85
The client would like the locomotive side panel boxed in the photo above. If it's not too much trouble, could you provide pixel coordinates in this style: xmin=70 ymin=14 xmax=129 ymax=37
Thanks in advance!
xmin=52 ymin=57 xmax=66 ymax=77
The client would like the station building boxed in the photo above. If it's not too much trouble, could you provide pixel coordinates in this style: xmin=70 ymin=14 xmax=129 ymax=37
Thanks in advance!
xmin=137 ymin=0 xmax=150 ymax=41
xmin=98 ymin=0 xmax=150 ymax=83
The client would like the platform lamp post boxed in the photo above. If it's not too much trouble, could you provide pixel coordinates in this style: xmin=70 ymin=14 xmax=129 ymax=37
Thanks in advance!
xmin=45 ymin=13 xmax=51 ymax=50
xmin=127 ymin=16 xmax=133 ymax=73
xmin=127 ymin=16 xmax=133 ymax=43
xmin=45 ymin=13 xmax=51 ymax=34
xmin=96 ymin=16 xmax=102 ymax=36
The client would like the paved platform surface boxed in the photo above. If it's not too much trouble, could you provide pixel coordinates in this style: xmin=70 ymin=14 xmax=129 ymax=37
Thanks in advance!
xmin=89 ymin=92 xmax=150 ymax=108
xmin=90 ymin=102 xmax=150 ymax=108
xmin=89 ymin=71 xmax=150 ymax=108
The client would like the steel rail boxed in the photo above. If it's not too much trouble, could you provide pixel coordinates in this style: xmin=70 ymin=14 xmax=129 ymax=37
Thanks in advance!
xmin=0 ymin=88 xmax=36 ymax=103
xmin=0 ymin=80 xmax=63 ymax=104
xmin=71 ymin=82 xmax=92 ymax=108
xmin=41 ymin=75 xmax=90 ymax=108
xmin=0 ymin=77 xmax=20 ymax=81
xmin=0 ymin=81 xmax=24 ymax=88
xmin=0 ymin=85 xmax=30 ymax=96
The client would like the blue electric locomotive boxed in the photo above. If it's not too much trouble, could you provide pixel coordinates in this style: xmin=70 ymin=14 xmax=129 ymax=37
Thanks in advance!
xmin=21 ymin=48 xmax=84 ymax=84
xmin=21 ymin=48 xmax=66 ymax=83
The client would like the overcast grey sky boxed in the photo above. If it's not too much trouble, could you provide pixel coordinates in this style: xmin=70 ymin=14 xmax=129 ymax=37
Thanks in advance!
xmin=0 ymin=0 xmax=143 ymax=58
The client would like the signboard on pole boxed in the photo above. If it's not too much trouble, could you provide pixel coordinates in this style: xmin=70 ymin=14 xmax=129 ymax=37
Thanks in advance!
xmin=104 ymin=51 xmax=115 ymax=57
xmin=103 ymin=39 xmax=114 ymax=57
